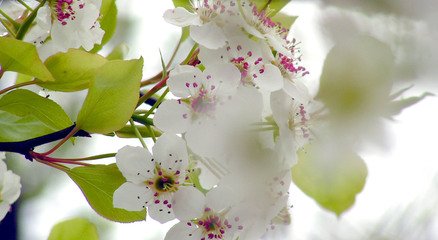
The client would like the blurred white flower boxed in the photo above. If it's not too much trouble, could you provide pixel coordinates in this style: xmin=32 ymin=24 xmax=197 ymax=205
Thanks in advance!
xmin=113 ymin=134 xmax=189 ymax=223
xmin=166 ymin=186 xmax=245 ymax=240
xmin=0 ymin=154 xmax=22 ymax=221
xmin=154 ymin=64 xmax=241 ymax=157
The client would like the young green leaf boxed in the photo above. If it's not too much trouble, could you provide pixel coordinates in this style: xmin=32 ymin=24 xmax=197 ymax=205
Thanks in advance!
xmin=92 ymin=0 xmax=117 ymax=52
xmin=67 ymin=164 xmax=146 ymax=223
xmin=48 ymin=218 xmax=99 ymax=240
xmin=316 ymin=36 xmax=394 ymax=119
xmin=76 ymin=58 xmax=143 ymax=134
xmin=254 ymin=0 xmax=291 ymax=15
xmin=106 ymin=43 xmax=129 ymax=60
xmin=292 ymin=145 xmax=368 ymax=216
xmin=172 ymin=0 xmax=192 ymax=9
xmin=0 ymin=37 xmax=54 ymax=81
xmin=0 ymin=89 xmax=72 ymax=131
xmin=39 ymin=49 xmax=108 ymax=92
xmin=0 ymin=112 xmax=56 ymax=142
xmin=272 ymin=12 xmax=297 ymax=29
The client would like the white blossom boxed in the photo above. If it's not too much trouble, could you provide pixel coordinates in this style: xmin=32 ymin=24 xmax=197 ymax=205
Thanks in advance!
xmin=24 ymin=0 xmax=104 ymax=59
xmin=113 ymin=134 xmax=189 ymax=223
xmin=0 ymin=153 xmax=22 ymax=221
xmin=163 ymin=0 xmax=240 ymax=49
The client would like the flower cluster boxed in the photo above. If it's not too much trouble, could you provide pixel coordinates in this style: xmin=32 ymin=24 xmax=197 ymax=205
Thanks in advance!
xmin=114 ymin=1 xmax=316 ymax=239
xmin=24 ymin=0 xmax=104 ymax=59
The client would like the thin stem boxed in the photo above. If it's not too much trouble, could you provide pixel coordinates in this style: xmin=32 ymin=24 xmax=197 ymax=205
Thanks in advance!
xmin=146 ymin=125 xmax=156 ymax=142
xmin=140 ymin=74 xmax=162 ymax=87
xmin=197 ymin=157 xmax=221 ymax=179
xmin=0 ymin=9 xmax=19 ymax=28
xmin=0 ymin=80 xmax=37 ymax=95
xmin=131 ymin=115 xmax=153 ymax=126
xmin=129 ymin=119 xmax=147 ymax=148
xmin=206 ymin=158 xmax=227 ymax=176
xmin=17 ymin=0 xmax=33 ymax=11
xmin=35 ymin=158 xmax=69 ymax=172
xmin=67 ymin=153 xmax=117 ymax=161
xmin=41 ymin=126 xmax=80 ymax=156
xmin=144 ymin=88 xmax=169 ymax=118
xmin=137 ymin=76 xmax=168 ymax=107
xmin=0 ymin=18 xmax=17 ymax=37
xmin=167 ymin=33 xmax=184 ymax=69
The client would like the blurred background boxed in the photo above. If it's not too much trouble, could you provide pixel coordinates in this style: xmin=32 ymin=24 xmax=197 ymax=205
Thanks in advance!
xmin=1 ymin=0 xmax=438 ymax=239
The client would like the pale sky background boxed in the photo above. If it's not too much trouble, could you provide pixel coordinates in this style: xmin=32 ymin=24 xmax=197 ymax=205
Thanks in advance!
xmin=1 ymin=0 xmax=437 ymax=239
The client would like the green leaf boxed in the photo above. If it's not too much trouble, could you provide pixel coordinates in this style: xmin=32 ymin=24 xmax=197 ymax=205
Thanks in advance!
xmin=106 ymin=43 xmax=129 ymax=60
xmin=253 ymin=0 xmax=291 ymax=15
xmin=0 ymin=37 xmax=54 ymax=81
xmin=92 ymin=0 xmax=117 ymax=52
xmin=77 ymin=58 xmax=143 ymax=134
xmin=67 ymin=164 xmax=146 ymax=223
xmin=48 ymin=218 xmax=99 ymax=240
xmin=272 ymin=12 xmax=297 ymax=29
xmin=316 ymin=35 xmax=394 ymax=119
xmin=115 ymin=125 xmax=162 ymax=138
xmin=172 ymin=0 xmax=192 ymax=9
xmin=0 ymin=112 xmax=56 ymax=142
xmin=292 ymin=145 xmax=368 ymax=216
xmin=0 ymin=89 xmax=72 ymax=131
xmin=386 ymin=92 xmax=434 ymax=117
xmin=15 ymin=73 xmax=33 ymax=84
xmin=39 ymin=49 xmax=107 ymax=92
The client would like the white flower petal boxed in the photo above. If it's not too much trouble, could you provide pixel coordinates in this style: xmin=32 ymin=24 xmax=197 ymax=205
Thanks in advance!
xmin=198 ymin=45 xmax=229 ymax=67
xmin=163 ymin=7 xmax=202 ymax=27
xmin=172 ymin=186 xmax=205 ymax=221
xmin=113 ymin=182 xmax=153 ymax=212
xmin=204 ymin=63 xmax=240 ymax=97
xmin=154 ymin=100 xmax=191 ymax=134
xmin=0 ymin=171 xmax=21 ymax=204
xmin=265 ymin=34 xmax=291 ymax=57
xmin=148 ymin=195 xmax=176 ymax=223
xmin=190 ymin=23 xmax=227 ymax=49
xmin=165 ymin=222 xmax=203 ymax=240
xmin=185 ymin=120 xmax=225 ymax=158
xmin=152 ymin=133 xmax=188 ymax=172
xmin=0 ymin=202 xmax=10 ymax=222
xmin=254 ymin=64 xmax=283 ymax=91
xmin=116 ymin=146 xmax=154 ymax=184
xmin=168 ymin=67 xmax=204 ymax=98
xmin=205 ymin=185 xmax=235 ymax=212
xmin=0 ymin=159 xmax=6 ymax=180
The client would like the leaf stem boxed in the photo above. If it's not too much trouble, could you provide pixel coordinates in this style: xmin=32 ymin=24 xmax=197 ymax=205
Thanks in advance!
xmin=143 ymin=88 xmax=169 ymax=118
xmin=137 ymin=76 xmax=168 ymax=107
xmin=41 ymin=125 xmax=80 ymax=156
xmin=0 ymin=80 xmax=37 ymax=95
xmin=17 ymin=0 xmax=34 ymax=11
xmin=35 ymin=158 xmax=70 ymax=172
xmin=16 ymin=0 xmax=46 ymax=40
xmin=0 ymin=9 xmax=20 ymax=28
xmin=129 ymin=119 xmax=147 ymax=148
xmin=146 ymin=125 xmax=156 ymax=143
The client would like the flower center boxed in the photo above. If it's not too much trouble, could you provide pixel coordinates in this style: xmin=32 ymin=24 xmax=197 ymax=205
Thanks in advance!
xmin=190 ymin=86 xmax=217 ymax=114
xmin=145 ymin=168 xmax=180 ymax=194
xmin=288 ymin=101 xmax=311 ymax=139
xmin=51 ymin=0 xmax=84 ymax=25
xmin=195 ymin=208 xmax=229 ymax=239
